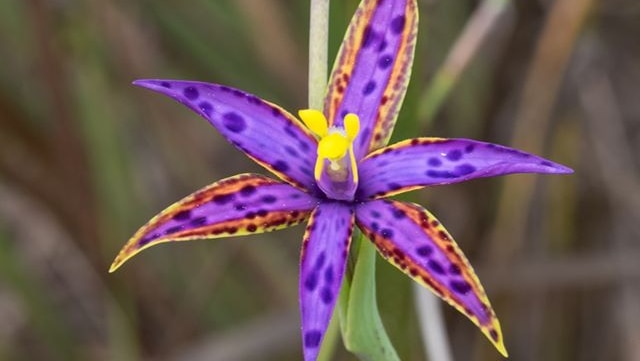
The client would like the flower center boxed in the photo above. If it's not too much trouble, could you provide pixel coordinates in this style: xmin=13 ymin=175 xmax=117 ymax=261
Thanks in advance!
xmin=299 ymin=109 xmax=360 ymax=200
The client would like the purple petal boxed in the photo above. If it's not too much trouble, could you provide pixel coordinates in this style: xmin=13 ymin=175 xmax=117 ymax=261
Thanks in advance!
xmin=110 ymin=174 xmax=317 ymax=272
xmin=355 ymin=200 xmax=507 ymax=355
xmin=299 ymin=202 xmax=354 ymax=361
xmin=357 ymin=138 xmax=573 ymax=199
xmin=324 ymin=0 xmax=418 ymax=159
xmin=133 ymin=79 xmax=319 ymax=193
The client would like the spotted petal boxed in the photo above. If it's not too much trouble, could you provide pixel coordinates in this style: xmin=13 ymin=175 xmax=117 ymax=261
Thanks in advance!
xmin=356 ymin=199 xmax=507 ymax=356
xmin=133 ymin=79 xmax=319 ymax=193
xmin=299 ymin=202 xmax=354 ymax=361
xmin=324 ymin=0 xmax=418 ymax=159
xmin=110 ymin=174 xmax=316 ymax=272
xmin=357 ymin=138 xmax=574 ymax=199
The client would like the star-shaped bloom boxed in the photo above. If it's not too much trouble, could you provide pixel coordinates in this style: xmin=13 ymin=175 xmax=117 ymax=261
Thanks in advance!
xmin=110 ymin=0 xmax=572 ymax=360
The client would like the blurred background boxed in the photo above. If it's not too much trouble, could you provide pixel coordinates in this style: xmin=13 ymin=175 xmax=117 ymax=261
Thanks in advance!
xmin=0 ymin=0 xmax=638 ymax=360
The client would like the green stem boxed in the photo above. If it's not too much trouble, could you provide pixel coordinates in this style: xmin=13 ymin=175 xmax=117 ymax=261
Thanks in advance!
xmin=340 ymin=233 xmax=400 ymax=361
xmin=308 ymin=0 xmax=330 ymax=110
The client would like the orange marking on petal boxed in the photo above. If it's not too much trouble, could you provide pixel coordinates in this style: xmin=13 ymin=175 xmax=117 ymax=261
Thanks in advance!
xmin=388 ymin=201 xmax=506 ymax=355
xmin=369 ymin=0 xmax=419 ymax=151
xmin=109 ymin=174 xmax=313 ymax=273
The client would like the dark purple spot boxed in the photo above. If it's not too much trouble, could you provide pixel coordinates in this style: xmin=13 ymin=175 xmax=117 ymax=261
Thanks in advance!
xmin=449 ymin=264 xmax=462 ymax=275
xmin=428 ymin=259 xmax=445 ymax=274
xmin=273 ymin=160 xmax=290 ymax=172
xmin=378 ymin=55 xmax=393 ymax=69
xmin=377 ymin=39 xmax=388 ymax=52
xmin=361 ymin=26 xmax=374 ymax=48
xmin=304 ymin=272 xmax=318 ymax=291
xmin=304 ymin=330 xmax=322 ymax=348
xmin=428 ymin=157 xmax=442 ymax=167
xmin=284 ymin=146 xmax=299 ymax=157
xmin=314 ymin=252 xmax=326 ymax=270
xmin=371 ymin=222 xmax=379 ymax=231
xmin=450 ymin=280 xmax=472 ymax=294
xmin=381 ymin=228 xmax=394 ymax=238
xmin=246 ymin=95 xmax=261 ymax=105
xmin=173 ymin=210 xmax=191 ymax=221
xmin=212 ymin=193 xmax=235 ymax=205
xmin=240 ymin=185 xmax=256 ymax=197
xmin=223 ymin=112 xmax=246 ymax=133
xmin=183 ymin=86 xmax=199 ymax=100
xmin=455 ymin=164 xmax=476 ymax=176
xmin=371 ymin=210 xmax=381 ymax=218
xmin=324 ymin=265 xmax=334 ymax=283
xmin=489 ymin=329 xmax=499 ymax=341
xmin=387 ymin=182 xmax=402 ymax=191
xmin=232 ymin=89 xmax=244 ymax=97
xmin=257 ymin=209 xmax=268 ymax=217
xmin=261 ymin=195 xmax=277 ymax=204
xmin=298 ymin=140 xmax=311 ymax=153
xmin=390 ymin=15 xmax=406 ymax=34
xmin=247 ymin=224 xmax=257 ymax=232
xmin=198 ymin=102 xmax=212 ymax=117
xmin=190 ymin=216 xmax=207 ymax=226
xmin=446 ymin=149 xmax=463 ymax=161
xmin=464 ymin=144 xmax=475 ymax=153
xmin=320 ymin=287 xmax=333 ymax=304
xmin=219 ymin=85 xmax=232 ymax=92
xmin=165 ymin=225 xmax=183 ymax=234
xmin=284 ymin=125 xmax=299 ymax=139
xmin=540 ymin=160 xmax=553 ymax=167
xmin=160 ymin=81 xmax=171 ymax=88
xmin=138 ymin=237 xmax=153 ymax=247
xmin=234 ymin=203 xmax=246 ymax=211
xmin=245 ymin=211 xmax=256 ymax=219
xmin=363 ymin=81 xmax=376 ymax=96
xmin=392 ymin=208 xmax=406 ymax=219
xmin=416 ymin=246 xmax=433 ymax=257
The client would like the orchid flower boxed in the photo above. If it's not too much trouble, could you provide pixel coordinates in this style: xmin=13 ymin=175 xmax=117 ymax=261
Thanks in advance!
xmin=110 ymin=0 xmax=572 ymax=360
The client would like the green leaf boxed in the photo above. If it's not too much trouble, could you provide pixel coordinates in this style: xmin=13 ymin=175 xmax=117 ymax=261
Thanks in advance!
xmin=339 ymin=233 xmax=400 ymax=361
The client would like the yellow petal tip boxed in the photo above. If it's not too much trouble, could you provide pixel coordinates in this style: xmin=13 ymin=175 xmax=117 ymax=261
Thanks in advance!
xmin=109 ymin=258 xmax=124 ymax=273
xmin=344 ymin=113 xmax=360 ymax=141
xmin=298 ymin=109 xmax=328 ymax=137
xmin=487 ymin=319 xmax=508 ymax=358
xmin=496 ymin=340 xmax=509 ymax=358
